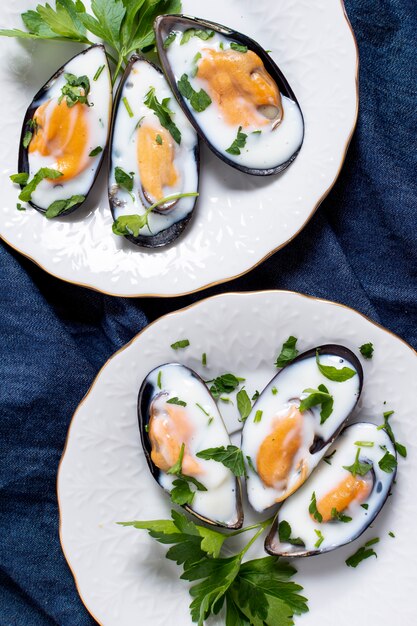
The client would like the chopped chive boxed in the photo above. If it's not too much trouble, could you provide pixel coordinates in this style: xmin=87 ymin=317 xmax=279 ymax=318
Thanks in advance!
xmin=202 ymin=353 xmax=207 ymax=366
xmin=208 ymin=417 xmax=214 ymax=426
xmin=272 ymin=387 xmax=278 ymax=395
xmin=254 ymin=410 xmax=263 ymax=423
xmin=354 ymin=441 xmax=374 ymax=447
xmin=196 ymin=403 xmax=209 ymax=416
xmin=122 ymin=96 xmax=134 ymax=118
xmin=156 ymin=134 xmax=163 ymax=145
xmin=314 ymin=529 xmax=324 ymax=548
xmin=157 ymin=371 xmax=162 ymax=390
xmin=93 ymin=65 xmax=105 ymax=81
xmin=388 ymin=531 xmax=395 ymax=538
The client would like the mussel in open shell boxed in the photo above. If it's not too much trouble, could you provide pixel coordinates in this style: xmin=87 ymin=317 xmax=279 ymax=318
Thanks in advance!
xmin=109 ymin=55 xmax=199 ymax=248
xmin=155 ymin=14 xmax=304 ymax=176
xmin=18 ymin=44 xmax=112 ymax=216
xmin=241 ymin=345 xmax=363 ymax=512
xmin=138 ymin=363 xmax=243 ymax=529
xmin=265 ymin=422 xmax=396 ymax=557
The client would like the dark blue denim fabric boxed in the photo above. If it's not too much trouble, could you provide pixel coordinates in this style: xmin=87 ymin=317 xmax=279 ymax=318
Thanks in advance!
xmin=0 ymin=1 xmax=416 ymax=624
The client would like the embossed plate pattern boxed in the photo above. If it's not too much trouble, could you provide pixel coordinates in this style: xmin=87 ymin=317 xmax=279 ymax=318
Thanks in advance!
xmin=0 ymin=0 xmax=357 ymax=296
xmin=58 ymin=291 xmax=417 ymax=625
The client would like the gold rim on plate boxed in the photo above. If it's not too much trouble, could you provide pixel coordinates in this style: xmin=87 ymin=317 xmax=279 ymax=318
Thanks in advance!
xmin=57 ymin=288 xmax=416 ymax=626
xmin=1 ymin=1 xmax=359 ymax=299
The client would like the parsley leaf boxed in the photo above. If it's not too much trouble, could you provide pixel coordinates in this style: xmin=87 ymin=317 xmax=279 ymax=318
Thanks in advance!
xmin=18 ymin=168 xmax=63 ymax=202
xmin=58 ymin=73 xmax=91 ymax=107
xmin=180 ymin=28 xmax=215 ymax=45
xmin=309 ymin=492 xmax=323 ymax=523
xmin=177 ymin=74 xmax=212 ymax=113
xmin=359 ymin=342 xmax=374 ymax=359
xmin=236 ymin=389 xmax=252 ymax=422
xmin=171 ymin=339 xmax=190 ymax=350
xmin=115 ymin=166 xmax=134 ymax=192
xmin=144 ymin=87 xmax=181 ymax=144
xmin=346 ymin=538 xmax=379 ymax=567
xmin=378 ymin=450 xmax=397 ymax=473
xmin=299 ymin=384 xmax=334 ymax=424
xmin=315 ymin=351 xmax=356 ymax=382
xmin=278 ymin=520 xmax=305 ymax=546
xmin=45 ymin=194 xmax=85 ymax=218
xmin=22 ymin=118 xmax=38 ymax=148
xmin=171 ymin=478 xmax=196 ymax=505
xmin=10 ymin=173 xmax=29 ymax=185
xmin=166 ymin=397 xmax=187 ymax=407
xmin=230 ymin=42 xmax=248 ymax=52
xmin=208 ymin=373 xmax=245 ymax=398
xmin=226 ymin=126 xmax=248 ymax=156
xmin=331 ymin=508 xmax=352 ymax=523
xmin=196 ymin=445 xmax=245 ymax=477
xmin=275 ymin=336 xmax=299 ymax=368
xmin=343 ymin=448 xmax=372 ymax=477
xmin=89 ymin=146 xmax=103 ymax=157
xmin=377 ymin=410 xmax=407 ymax=458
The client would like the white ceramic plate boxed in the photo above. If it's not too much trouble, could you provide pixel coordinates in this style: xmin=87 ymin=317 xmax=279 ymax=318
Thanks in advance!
xmin=0 ymin=0 xmax=358 ymax=297
xmin=58 ymin=291 xmax=417 ymax=625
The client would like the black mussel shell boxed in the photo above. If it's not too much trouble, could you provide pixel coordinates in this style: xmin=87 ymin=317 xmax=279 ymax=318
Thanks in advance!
xmin=18 ymin=44 xmax=112 ymax=216
xmin=154 ymin=14 xmax=304 ymax=176
xmin=108 ymin=55 xmax=200 ymax=248
xmin=137 ymin=362 xmax=243 ymax=529
xmin=264 ymin=422 xmax=396 ymax=557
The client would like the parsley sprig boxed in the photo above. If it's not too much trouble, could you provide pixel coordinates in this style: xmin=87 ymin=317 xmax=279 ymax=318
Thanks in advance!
xmin=112 ymin=192 xmax=199 ymax=237
xmin=166 ymin=443 xmax=207 ymax=506
xmin=196 ymin=445 xmax=245 ymax=477
xmin=0 ymin=0 xmax=182 ymax=85
xmin=119 ymin=512 xmax=308 ymax=626
xmin=206 ymin=373 xmax=245 ymax=399
xmin=299 ymin=385 xmax=334 ymax=424
xmin=343 ymin=448 xmax=372 ymax=477
xmin=377 ymin=410 xmax=407 ymax=458
xmin=144 ymin=87 xmax=181 ymax=144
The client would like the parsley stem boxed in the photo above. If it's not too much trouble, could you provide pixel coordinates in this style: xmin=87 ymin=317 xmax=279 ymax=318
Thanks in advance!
xmin=228 ymin=516 xmax=274 ymax=538
xmin=239 ymin=518 xmax=273 ymax=558
xmin=146 ymin=192 xmax=199 ymax=214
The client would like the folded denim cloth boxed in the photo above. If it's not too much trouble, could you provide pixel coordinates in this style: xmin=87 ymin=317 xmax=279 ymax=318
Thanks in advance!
xmin=0 ymin=1 xmax=416 ymax=624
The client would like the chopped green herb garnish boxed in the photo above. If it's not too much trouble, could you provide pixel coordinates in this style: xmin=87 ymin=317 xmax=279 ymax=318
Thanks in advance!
xmin=343 ymin=448 xmax=372 ymax=477
xmin=252 ymin=130 xmax=262 ymax=135
xmin=359 ymin=342 xmax=374 ymax=359
xmin=225 ymin=126 xmax=248 ymax=155
xmin=251 ymin=390 xmax=260 ymax=402
xmin=157 ymin=371 xmax=162 ymax=390
xmin=207 ymin=417 xmax=214 ymax=426
xmin=59 ymin=73 xmax=91 ymax=108
xmin=45 ymin=194 xmax=85 ymax=218
xmin=16 ymin=203 xmax=25 ymax=211
xmin=275 ymin=336 xmax=298 ymax=368
xmin=191 ymin=51 xmax=202 ymax=77
xmin=207 ymin=373 xmax=244 ymax=398
xmin=145 ymin=424 xmax=149 ymax=433
xmin=354 ymin=441 xmax=374 ymax=447
xmin=89 ymin=146 xmax=103 ymax=157
xmin=315 ymin=350 xmax=356 ymax=382
xmin=309 ymin=492 xmax=323 ymax=523
xmin=167 ymin=443 xmax=186 ymax=476
xmin=156 ymin=134 xmax=163 ymax=145
xmin=171 ymin=339 xmax=190 ymax=350
xmin=378 ymin=450 xmax=397 ymax=473
xmin=112 ymin=192 xmax=199 ymax=237
xmin=197 ymin=445 xmax=245 ymax=477
xmin=144 ymin=87 xmax=182 ymax=144
xmin=220 ymin=397 xmax=233 ymax=404
xmin=377 ymin=410 xmax=407 ymax=458
xmin=115 ymin=167 xmax=134 ymax=193
xmin=361 ymin=503 xmax=369 ymax=510
xmin=299 ymin=384 xmax=334 ymax=424
xmin=323 ymin=449 xmax=336 ymax=465
xmin=331 ymin=508 xmax=352 ymax=523
xmin=346 ymin=538 xmax=379 ymax=567
xmin=230 ymin=42 xmax=248 ymax=53
xmin=93 ymin=65 xmax=105 ymax=81
xmin=272 ymin=387 xmax=278 ymax=395
xmin=202 ymin=352 xmax=207 ymax=366
xmin=167 ymin=397 xmax=187 ymax=407
xmin=246 ymin=455 xmax=257 ymax=474
xmin=163 ymin=31 xmax=177 ymax=48
xmin=278 ymin=521 xmax=305 ymax=547
xmin=167 ymin=443 xmax=207 ymax=505
xmin=314 ymin=529 xmax=324 ymax=548
xmin=22 ymin=118 xmax=38 ymax=148
xmin=196 ymin=403 xmax=209 ymax=416
xmin=15 ymin=168 xmax=62 ymax=202
xmin=254 ymin=410 xmax=263 ymax=423
xmin=177 ymin=74 xmax=212 ymax=112
xmin=389 ymin=531 xmax=395 ymax=538
xmin=122 ymin=96 xmax=134 ymax=117
xmin=180 ymin=28 xmax=215 ymax=45
xmin=237 ymin=389 xmax=251 ymax=422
